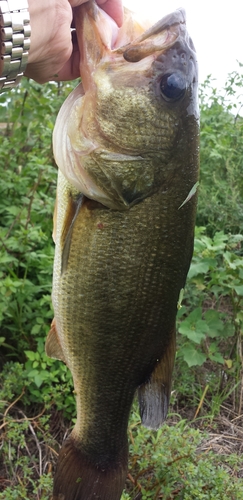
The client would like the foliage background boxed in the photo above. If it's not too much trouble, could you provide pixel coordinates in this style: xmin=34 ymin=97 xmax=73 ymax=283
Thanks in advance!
xmin=0 ymin=72 xmax=243 ymax=498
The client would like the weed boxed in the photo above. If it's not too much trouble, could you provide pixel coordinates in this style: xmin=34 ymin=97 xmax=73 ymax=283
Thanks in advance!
xmin=1 ymin=73 xmax=243 ymax=498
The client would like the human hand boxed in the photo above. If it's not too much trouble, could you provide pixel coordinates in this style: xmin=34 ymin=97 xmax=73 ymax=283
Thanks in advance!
xmin=25 ymin=0 xmax=123 ymax=83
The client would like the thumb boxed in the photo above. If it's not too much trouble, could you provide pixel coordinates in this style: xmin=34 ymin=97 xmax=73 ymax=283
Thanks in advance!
xmin=68 ymin=0 xmax=87 ymax=6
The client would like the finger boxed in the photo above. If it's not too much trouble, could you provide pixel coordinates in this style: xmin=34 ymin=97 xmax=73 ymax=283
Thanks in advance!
xmin=96 ymin=0 xmax=123 ymax=26
xmin=55 ymin=34 xmax=80 ymax=81
xmin=68 ymin=0 xmax=88 ymax=6
xmin=69 ymin=0 xmax=123 ymax=26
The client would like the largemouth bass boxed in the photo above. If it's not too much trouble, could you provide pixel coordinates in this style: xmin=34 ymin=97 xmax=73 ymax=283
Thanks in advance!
xmin=46 ymin=2 xmax=199 ymax=499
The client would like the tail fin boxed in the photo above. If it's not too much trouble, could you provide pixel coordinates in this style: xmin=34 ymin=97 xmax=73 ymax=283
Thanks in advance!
xmin=138 ymin=327 xmax=176 ymax=429
xmin=52 ymin=436 xmax=128 ymax=500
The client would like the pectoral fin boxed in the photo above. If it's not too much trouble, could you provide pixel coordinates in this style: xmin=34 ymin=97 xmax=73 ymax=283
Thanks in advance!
xmin=52 ymin=195 xmax=58 ymax=244
xmin=45 ymin=319 xmax=66 ymax=363
xmin=138 ymin=328 xmax=176 ymax=429
xmin=61 ymin=193 xmax=83 ymax=274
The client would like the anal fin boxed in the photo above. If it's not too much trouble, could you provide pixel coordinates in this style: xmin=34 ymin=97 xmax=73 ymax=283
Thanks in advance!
xmin=138 ymin=327 xmax=176 ymax=430
xmin=45 ymin=318 xmax=66 ymax=363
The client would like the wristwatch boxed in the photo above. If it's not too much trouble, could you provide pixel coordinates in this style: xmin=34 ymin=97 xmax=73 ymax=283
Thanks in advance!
xmin=0 ymin=0 xmax=31 ymax=91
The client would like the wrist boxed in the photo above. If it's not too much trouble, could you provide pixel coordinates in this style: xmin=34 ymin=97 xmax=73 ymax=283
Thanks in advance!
xmin=27 ymin=0 xmax=51 ymax=65
xmin=0 ymin=0 xmax=31 ymax=90
xmin=25 ymin=0 xmax=72 ymax=83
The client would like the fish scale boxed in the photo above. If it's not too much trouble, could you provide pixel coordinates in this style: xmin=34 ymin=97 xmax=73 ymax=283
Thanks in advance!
xmin=47 ymin=2 xmax=199 ymax=498
xmin=52 ymin=168 xmax=194 ymax=431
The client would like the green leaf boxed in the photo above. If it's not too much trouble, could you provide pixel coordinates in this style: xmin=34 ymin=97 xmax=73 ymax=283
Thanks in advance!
xmin=209 ymin=352 xmax=224 ymax=364
xmin=27 ymin=369 xmax=39 ymax=378
xmin=179 ymin=327 xmax=205 ymax=344
xmin=212 ymin=232 xmax=228 ymax=250
xmin=204 ymin=310 xmax=224 ymax=338
xmin=178 ymin=308 xmax=209 ymax=344
xmin=25 ymin=351 xmax=36 ymax=361
xmin=186 ymin=307 xmax=203 ymax=323
xmin=180 ymin=345 xmax=206 ymax=367
xmin=31 ymin=324 xmax=41 ymax=335
xmin=220 ymin=322 xmax=235 ymax=338
xmin=196 ymin=319 xmax=209 ymax=335
xmin=34 ymin=374 xmax=44 ymax=388
xmin=233 ymin=285 xmax=243 ymax=296
xmin=188 ymin=261 xmax=210 ymax=278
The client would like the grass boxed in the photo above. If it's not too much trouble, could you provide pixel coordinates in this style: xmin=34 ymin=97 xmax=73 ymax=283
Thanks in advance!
xmin=0 ymin=375 xmax=243 ymax=500
xmin=1 ymin=74 xmax=243 ymax=500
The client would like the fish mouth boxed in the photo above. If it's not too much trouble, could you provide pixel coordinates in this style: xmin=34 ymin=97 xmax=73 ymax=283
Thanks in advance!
xmin=74 ymin=1 xmax=187 ymax=89
xmin=117 ymin=9 xmax=187 ymax=62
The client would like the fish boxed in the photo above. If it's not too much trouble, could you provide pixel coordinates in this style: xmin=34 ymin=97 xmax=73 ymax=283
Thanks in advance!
xmin=46 ymin=1 xmax=199 ymax=499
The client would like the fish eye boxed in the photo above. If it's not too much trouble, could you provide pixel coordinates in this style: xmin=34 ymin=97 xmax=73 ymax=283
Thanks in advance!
xmin=160 ymin=73 xmax=186 ymax=101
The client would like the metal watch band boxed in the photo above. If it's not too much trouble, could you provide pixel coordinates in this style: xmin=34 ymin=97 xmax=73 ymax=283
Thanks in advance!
xmin=0 ymin=0 xmax=31 ymax=91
